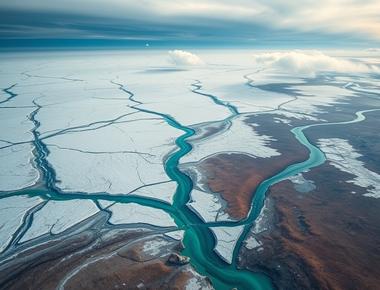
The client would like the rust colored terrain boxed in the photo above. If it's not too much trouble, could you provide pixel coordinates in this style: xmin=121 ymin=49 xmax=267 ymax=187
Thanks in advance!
xmin=0 ymin=223 xmax=212 ymax=290
xmin=199 ymin=114 xmax=309 ymax=220
xmin=240 ymin=163 xmax=380 ymax=290
xmin=238 ymin=108 xmax=380 ymax=289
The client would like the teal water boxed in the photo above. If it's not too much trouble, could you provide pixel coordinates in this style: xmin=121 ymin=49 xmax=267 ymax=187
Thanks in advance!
xmin=7 ymin=78 xmax=378 ymax=290
xmin=167 ymin=109 xmax=379 ymax=290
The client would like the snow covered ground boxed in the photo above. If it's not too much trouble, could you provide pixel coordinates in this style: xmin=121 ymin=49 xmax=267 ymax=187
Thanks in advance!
xmin=0 ymin=49 xmax=378 ymax=260
xmin=0 ymin=195 xmax=43 ymax=251
xmin=187 ymin=188 xmax=231 ymax=222
xmin=244 ymin=236 xmax=262 ymax=250
xmin=107 ymin=202 xmax=176 ymax=227
xmin=20 ymin=199 xmax=99 ymax=243
xmin=0 ymin=144 xmax=40 ymax=191
xmin=164 ymin=229 xmax=185 ymax=241
xmin=210 ymin=225 xmax=245 ymax=264
xmin=45 ymin=113 xmax=181 ymax=195
xmin=181 ymin=115 xmax=280 ymax=164
xmin=287 ymin=172 xmax=316 ymax=193
xmin=281 ymin=85 xmax=355 ymax=116
xmin=318 ymin=138 xmax=380 ymax=198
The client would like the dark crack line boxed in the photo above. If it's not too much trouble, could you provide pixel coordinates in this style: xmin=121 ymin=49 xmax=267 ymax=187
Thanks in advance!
xmin=0 ymin=107 xmax=152 ymax=151
xmin=0 ymin=139 xmax=15 ymax=146
xmin=3 ymin=201 xmax=48 ymax=253
xmin=41 ymin=111 xmax=140 ymax=139
xmin=41 ymin=115 xmax=161 ymax=140
xmin=45 ymin=144 xmax=156 ymax=157
xmin=22 ymin=72 xmax=84 ymax=82
xmin=244 ymin=72 xmax=299 ymax=112
xmin=0 ymin=106 xmax=37 ymax=109
xmin=0 ymin=84 xmax=18 ymax=105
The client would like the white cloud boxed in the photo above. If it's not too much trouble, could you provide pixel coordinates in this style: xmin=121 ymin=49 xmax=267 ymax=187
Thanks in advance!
xmin=265 ymin=0 xmax=380 ymax=40
xmin=2 ymin=1 xmax=380 ymax=42
xmin=252 ymin=50 xmax=379 ymax=76
xmin=168 ymin=50 xmax=204 ymax=66
xmin=366 ymin=48 xmax=380 ymax=52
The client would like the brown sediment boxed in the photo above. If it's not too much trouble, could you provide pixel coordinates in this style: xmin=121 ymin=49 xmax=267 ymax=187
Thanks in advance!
xmin=239 ymin=163 xmax=380 ymax=290
xmin=64 ymin=258 xmax=198 ymax=290
xmin=199 ymin=114 xmax=309 ymax=220
xmin=0 ymin=226 xmax=212 ymax=290
xmin=238 ymin=107 xmax=380 ymax=289
xmin=201 ymin=153 xmax=270 ymax=220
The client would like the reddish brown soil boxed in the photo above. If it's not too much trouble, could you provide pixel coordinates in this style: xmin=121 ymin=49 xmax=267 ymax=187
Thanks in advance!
xmin=64 ymin=258 xmax=173 ymax=290
xmin=200 ymin=115 xmax=309 ymax=220
xmin=240 ymin=163 xmax=380 ymax=290
xmin=0 ymin=228 xmax=212 ymax=290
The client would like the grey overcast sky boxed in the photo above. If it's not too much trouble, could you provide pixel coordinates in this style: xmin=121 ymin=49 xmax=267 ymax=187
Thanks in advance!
xmin=0 ymin=0 xmax=379 ymax=48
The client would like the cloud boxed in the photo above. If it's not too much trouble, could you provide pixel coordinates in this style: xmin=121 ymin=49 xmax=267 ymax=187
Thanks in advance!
xmin=1 ymin=1 xmax=380 ymax=44
xmin=366 ymin=48 xmax=380 ymax=52
xmin=252 ymin=50 xmax=379 ymax=76
xmin=168 ymin=50 xmax=204 ymax=66
xmin=261 ymin=0 xmax=380 ymax=40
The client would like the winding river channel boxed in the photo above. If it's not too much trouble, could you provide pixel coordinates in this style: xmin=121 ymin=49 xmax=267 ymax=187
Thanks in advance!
xmin=3 ymin=74 xmax=379 ymax=290
xmin=166 ymin=105 xmax=380 ymax=290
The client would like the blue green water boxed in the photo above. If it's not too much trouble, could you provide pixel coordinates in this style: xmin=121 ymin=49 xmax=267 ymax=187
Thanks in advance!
xmin=168 ymin=109 xmax=378 ymax=290
xmin=8 ymin=77 xmax=378 ymax=290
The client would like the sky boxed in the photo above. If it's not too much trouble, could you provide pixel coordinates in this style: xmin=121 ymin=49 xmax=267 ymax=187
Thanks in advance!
xmin=0 ymin=0 xmax=379 ymax=49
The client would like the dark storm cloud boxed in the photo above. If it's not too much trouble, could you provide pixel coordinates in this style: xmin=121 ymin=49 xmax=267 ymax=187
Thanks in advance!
xmin=0 ymin=1 xmax=379 ymax=47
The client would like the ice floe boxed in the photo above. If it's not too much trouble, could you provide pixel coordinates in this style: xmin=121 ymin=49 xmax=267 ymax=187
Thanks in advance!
xmin=282 ymin=85 xmax=355 ymax=116
xmin=253 ymin=198 xmax=271 ymax=234
xmin=124 ymin=74 xmax=231 ymax=126
xmin=45 ymin=114 xmax=181 ymax=195
xmin=287 ymin=172 xmax=316 ymax=193
xmin=0 ymin=195 xmax=43 ymax=252
xmin=141 ymin=237 xmax=171 ymax=256
xmin=164 ymin=230 xmax=185 ymax=241
xmin=129 ymin=181 xmax=177 ymax=204
xmin=108 ymin=202 xmax=176 ymax=227
xmin=199 ymin=69 xmax=294 ymax=114
xmin=181 ymin=115 xmax=280 ymax=164
xmin=184 ymin=267 xmax=214 ymax=290
xmin=318 ymin=138 xmax=380 ymax=198
xmin=187 ymin=189 xmax=231 ymax=222
xmin=0 ymin=144 xmax=39 ymax=191
xmin=210 ymin=225 xmax=245 ymax=264
xmin=20 ymin=199 xmax=99 ymax=242
xmin=0 ymin=107 xmax=34 ymax=143
xmin=244 ymin=236 xmax=262 ymax=250
xmin=268 ymin=110 xmax=320 ymax=122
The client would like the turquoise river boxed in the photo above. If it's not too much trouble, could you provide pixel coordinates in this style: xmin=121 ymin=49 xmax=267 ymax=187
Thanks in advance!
xmin=4 ymin=77 xmax=379 ymax=290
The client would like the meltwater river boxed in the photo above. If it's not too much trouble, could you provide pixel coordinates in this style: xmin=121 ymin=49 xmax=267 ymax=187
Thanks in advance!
xmin=9 ymin=77 xmax=378 ymax=290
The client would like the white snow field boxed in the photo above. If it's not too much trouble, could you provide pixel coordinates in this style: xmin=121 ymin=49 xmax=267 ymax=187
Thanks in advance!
xmin=181 ymin=114 xmax=280 ymax=165
xmin=107 ymin=202 xmax=176 ymax=227
xmin=318 ymin=138 xmax=380 ymax=198
xmin=0 ymin=49 xmax=379 ymax=253
xmin=45 ymin=113 xmax=181 ymax=195
xmin=187 ymin=188 xmax=231 ymax=222
xmin=0 ymin=144 xmax=40 ymax=191
xmin=0 ymin=195 xmax=43 ymax=252
xmin=210 ymin=225 xmax=245 ymax=264
xmin=20 ymin=199 xmax=100 ymax=243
